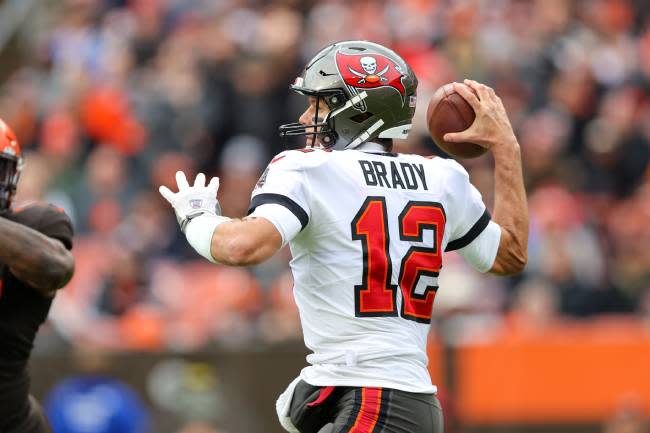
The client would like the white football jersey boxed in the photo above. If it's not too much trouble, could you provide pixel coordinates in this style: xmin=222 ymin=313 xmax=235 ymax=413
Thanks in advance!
xmin=249 ymin=144 xmax=500 ymax=393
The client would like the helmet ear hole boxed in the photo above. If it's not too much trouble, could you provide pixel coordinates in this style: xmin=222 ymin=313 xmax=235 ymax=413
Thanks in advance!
xmin=321 ymin=132 xmax=338 ymax=147
xmin=327 ymin=95 xmax=345 ymax=109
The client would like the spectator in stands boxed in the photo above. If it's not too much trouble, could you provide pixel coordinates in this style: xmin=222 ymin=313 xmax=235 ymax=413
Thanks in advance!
xmin=0 ymin=0 xmax=647 ymax=351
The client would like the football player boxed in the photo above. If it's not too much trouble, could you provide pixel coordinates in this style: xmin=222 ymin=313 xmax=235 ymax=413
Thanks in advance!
xmin=160 ymin=40 xmax=527 ymax=433
xmin=0 ymin=118 xmax=75 ymax=433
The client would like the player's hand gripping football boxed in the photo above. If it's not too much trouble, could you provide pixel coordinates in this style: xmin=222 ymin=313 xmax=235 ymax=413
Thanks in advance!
xmin=444 ymin=79 xmax=518 ymax=154
xmin=159 ymin=171 xmax=221 ymax=233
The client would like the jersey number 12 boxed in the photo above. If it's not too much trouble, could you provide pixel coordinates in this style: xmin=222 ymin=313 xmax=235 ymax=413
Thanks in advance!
xmin=351 ymin=197 xmax=445 ymax=324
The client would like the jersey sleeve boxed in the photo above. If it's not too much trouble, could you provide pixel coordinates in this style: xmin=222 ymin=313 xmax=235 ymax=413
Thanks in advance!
xmin=443 ymin=161 xmax=493 ymax=252
xmin=441 ymin=160 xmax=500 ymax=272
xmin=38 ymin=205 xmax=74 ymax=250
xmin=10 ymin=203 xmax=74 ymax=250
xmin=247 ymin=152 xmax=311 ymax=243
xmin=248 ymin=203 xmax=302 ymax=247
xmin=456 ymin=220 xmax=501 ymax=272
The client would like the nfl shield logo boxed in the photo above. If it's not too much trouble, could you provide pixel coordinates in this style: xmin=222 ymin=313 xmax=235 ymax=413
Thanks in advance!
xmin=190 ymin=199 xmax=203 ymax=209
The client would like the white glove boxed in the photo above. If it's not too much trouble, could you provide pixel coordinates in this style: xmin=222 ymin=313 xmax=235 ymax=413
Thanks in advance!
xmin=159 ymin=171 xmax=221 ymax=233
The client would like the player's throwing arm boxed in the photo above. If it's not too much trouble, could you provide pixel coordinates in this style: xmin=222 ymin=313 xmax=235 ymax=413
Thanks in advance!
xmin=444 ymin=79 xmax=528 ymax=275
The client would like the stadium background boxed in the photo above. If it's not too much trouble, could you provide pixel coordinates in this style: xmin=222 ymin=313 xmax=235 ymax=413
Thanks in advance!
xmin=0 ymin=0 xmax=649 ymax=432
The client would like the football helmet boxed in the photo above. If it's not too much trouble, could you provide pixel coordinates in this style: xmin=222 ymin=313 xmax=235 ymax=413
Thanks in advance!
xmin=0 ymin=118 xmax=23 ymax=212
xmin=279 ymin=40 xmax=418 ymax=150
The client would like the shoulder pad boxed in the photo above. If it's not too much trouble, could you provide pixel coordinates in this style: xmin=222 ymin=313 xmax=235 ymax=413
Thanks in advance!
xmin=11 ymin=201 xmax=56 ymax=219
xmin=268 ymin=148 xmax=332 ymax=170
xmin=410 ymin=154 xmax=469 ymax=176
xmin=10 ymin=202 xmax=73 ymax=249
xmin=433 ymin=157 xmax=470 ymax=179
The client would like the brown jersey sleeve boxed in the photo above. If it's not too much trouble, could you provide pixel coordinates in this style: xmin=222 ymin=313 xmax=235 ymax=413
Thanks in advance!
xmin=10 ymin=203 xmax=74 ymax=250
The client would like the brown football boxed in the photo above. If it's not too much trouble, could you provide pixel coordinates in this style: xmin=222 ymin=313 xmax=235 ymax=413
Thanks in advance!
xmin=426 ymin=83 xmax=487 ymax=159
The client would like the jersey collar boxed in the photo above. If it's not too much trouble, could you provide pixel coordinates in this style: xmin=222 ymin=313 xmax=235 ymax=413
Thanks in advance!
xmin=357 ymin=142 xmax=387 ymax=152
xmin=356 ymin=142 xmax=397 ymax=156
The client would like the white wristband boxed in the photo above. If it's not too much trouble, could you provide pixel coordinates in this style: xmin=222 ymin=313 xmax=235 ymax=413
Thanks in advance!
xmin=185 ymin=213 xmax=230 ymax=263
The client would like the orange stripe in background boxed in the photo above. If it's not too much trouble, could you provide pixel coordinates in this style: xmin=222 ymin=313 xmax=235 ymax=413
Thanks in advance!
xmin=350 ymin=388 xmax=383 ymax=433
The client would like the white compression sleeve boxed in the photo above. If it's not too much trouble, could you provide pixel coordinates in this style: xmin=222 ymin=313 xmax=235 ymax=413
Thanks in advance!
xmin=185 ymin=214 xmax=231 ymax=263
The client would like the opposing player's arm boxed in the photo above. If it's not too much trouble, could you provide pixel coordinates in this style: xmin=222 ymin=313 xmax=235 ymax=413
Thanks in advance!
xmin=444 ymin=80 xmax=528 ymax=275
xmin=0 ymin=215 xmax=74 ymax=295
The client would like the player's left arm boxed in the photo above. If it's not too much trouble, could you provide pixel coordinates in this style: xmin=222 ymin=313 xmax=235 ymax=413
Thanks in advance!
xmin=159 ymin=172 xmax=284 ymax=266
xmin=0 ymin=214 xmax=74 ymax=295
xmin=208 ymin=217 xmax=282 ymax=265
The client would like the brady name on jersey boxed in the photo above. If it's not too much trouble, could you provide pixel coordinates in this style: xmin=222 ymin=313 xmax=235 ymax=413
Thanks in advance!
xmin=358 ymin=159 xmax=428 ymax=190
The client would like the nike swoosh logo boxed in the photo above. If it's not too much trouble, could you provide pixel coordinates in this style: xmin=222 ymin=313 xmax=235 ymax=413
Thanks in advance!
xmin=319 ymin=70 xmax=337 ymax=76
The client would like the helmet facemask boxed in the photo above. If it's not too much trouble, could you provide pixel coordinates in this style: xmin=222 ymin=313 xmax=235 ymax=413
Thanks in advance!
xmin=279 ymin=87 xmax=344 ymax=149
xmin=279 ymin=85 xmax=375 ymax=150
xmin=0 ymin=155 xmax=21 ymax=213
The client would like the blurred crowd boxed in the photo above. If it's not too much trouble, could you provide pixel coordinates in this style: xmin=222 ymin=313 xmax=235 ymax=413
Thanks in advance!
xmin=1 ymin=0 xmax=649 ymax=352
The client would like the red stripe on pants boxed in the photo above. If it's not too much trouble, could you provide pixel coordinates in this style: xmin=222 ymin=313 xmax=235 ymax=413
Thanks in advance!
xmin=349 ymin=388 xmax=382 ymax=433
xmin=307 ymin=386 xmax=336 ymax=407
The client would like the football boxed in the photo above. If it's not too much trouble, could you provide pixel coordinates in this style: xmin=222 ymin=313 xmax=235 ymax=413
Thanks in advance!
xmin=426 ymin=83 xmax=487 ymax=159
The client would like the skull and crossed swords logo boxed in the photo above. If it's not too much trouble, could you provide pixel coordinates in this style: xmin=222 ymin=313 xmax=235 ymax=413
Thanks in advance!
xmin=348 ymin=56 xmax=389 ymax=84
